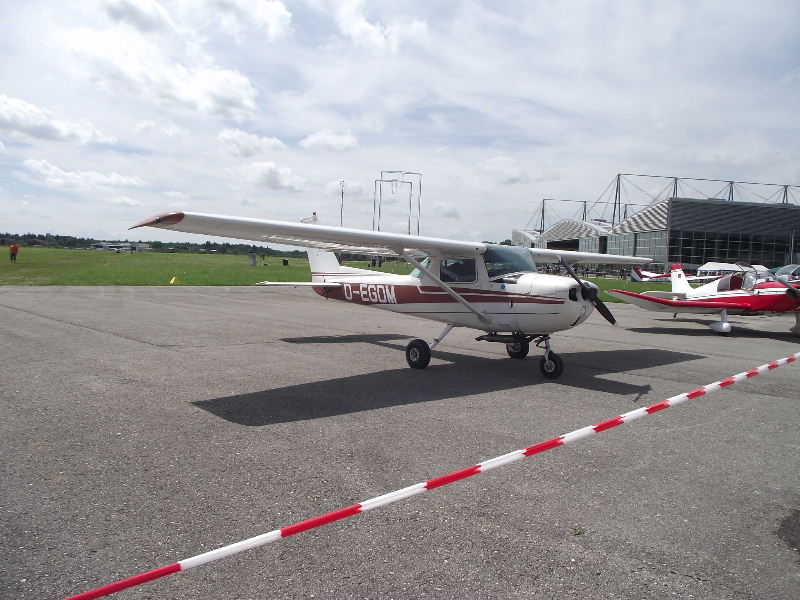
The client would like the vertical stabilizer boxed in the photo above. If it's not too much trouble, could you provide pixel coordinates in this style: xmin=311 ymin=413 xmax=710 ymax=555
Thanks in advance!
xmin=669 ymin=264 xmax=693 ymax=295
xmin=307 ymin=249 xmax=345 ymax=281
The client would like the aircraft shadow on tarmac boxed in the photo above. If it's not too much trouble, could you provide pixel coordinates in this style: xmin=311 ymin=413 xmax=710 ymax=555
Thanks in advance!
xmin=193 ymin=337 xmax=704 ymax=426
xmin=628 ymin=318 xmax=800 ymax=341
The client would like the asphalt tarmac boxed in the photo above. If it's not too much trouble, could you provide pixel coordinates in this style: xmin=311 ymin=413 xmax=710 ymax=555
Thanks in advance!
xmin=1 ymin=286 xmax=798 ymax=600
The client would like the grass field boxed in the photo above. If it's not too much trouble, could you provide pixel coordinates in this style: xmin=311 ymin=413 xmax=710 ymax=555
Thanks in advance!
xmin=0 ymin=246 xmax=653 ymax=300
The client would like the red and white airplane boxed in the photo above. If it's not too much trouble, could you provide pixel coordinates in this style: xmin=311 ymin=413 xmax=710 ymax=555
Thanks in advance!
xmin=631 ymin=266 xmax=716 ymax=283
xmin=132 ymin=211 xmax=651 ymax=378
xmin=609 ymin=263 xmax=800 ymax=335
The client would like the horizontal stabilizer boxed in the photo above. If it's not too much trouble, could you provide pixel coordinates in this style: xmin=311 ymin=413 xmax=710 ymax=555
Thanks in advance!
xmin=256 ymin=281 xmax=341 ymax=288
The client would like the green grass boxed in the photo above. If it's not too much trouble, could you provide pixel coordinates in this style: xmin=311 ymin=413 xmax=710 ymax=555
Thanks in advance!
xmin=0 ymin=246 xmax=656 ymax=300
xmin=0 ymin=247 xmax=314 ymax=286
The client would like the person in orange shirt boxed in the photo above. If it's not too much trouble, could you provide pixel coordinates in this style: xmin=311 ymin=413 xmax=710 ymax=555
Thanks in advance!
xmin=9 ymin=243 xmax=18 ymax=262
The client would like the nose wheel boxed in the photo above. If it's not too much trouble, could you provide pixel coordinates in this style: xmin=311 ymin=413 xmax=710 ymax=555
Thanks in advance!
xmin=539 ymin=351 xmax=563 ymax=378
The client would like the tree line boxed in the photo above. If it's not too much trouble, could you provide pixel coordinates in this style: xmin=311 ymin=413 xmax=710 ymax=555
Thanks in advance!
xmin=0 ymin=232 xmax=305 ymax=257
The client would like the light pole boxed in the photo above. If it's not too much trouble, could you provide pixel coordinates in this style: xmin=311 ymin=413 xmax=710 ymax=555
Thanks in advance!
xmin=339 ymin=180 xmax=345 ymax=227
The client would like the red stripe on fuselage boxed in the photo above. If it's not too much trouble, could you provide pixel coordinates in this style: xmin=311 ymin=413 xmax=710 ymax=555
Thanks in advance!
xmin=314 ymin=283 xmax=564 ymax=306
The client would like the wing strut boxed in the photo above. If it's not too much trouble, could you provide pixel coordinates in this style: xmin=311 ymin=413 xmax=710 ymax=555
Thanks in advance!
xmin=399 ymin=251 xmax=490 ymax=324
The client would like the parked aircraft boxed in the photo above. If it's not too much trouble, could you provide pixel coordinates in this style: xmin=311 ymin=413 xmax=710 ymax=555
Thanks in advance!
xmin=775 ymin=264 xmax=800 ymax=282
xmin=631 ymin=266 xmax=716 ymax=283
xmin=609 ymin=263 xmax=800 ymax=335
xmin=132 ymin=211 xmax=651 ymax=378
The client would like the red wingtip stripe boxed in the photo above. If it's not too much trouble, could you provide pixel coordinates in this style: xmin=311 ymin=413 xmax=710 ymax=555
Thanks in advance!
xmin=280 ymin=504 xmax=362 ymax=538
xmin=129 ymin=211 xmax=185 ymax=230
xmin=63 ymin=563 xmax=181 ymax=600
xmin=523 ymin=437 xmax=564 ymax=456
xmin=426 ymin=465 xmax=481 ymax=490
xmin=593 ymin=416 xmax=625 ymax=433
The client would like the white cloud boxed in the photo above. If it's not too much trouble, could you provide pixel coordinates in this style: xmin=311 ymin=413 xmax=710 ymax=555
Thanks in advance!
xmin=334 ymin=0 xmax=427 ymax=55
xmin=207 ymin=0 xmax=292 ymax=40
xmin=59 ymin=27 xmax=257 ymax=120
xmin=299 ymin=129 xmax=358 ymax=152
xmin=0 ymin=95 xmax=116 ymax=144
xmin=163 ymin=190 xmax=190 ymax=200
xmin=219 ymin=127 xmax=284 ymax=156
xmin=105 ymin=0 xmax=175 ymax=32
xmin=162 ymin=190 xmax=190 ymax=207
xmin=228 ymin=161 xmax=303 ymax=191
xmin=480 ymin=156 xmax=524 ymax=185
xmin=137 ymin=120 xmax=185 ymax=136
xmin=432 ymin=202 xmax=459 ymax=219
xmin=109 ymin=195 xmax=143 ymax=206
xmin=23 ymin=159 xmax=145 ymax=191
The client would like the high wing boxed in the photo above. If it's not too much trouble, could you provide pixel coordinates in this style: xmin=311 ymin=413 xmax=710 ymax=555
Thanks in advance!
xmin=131 ymin=211 xmax=651 ymax=265
xmin=131 ymin=211 xmax=484 ymax=257
xmin=532 ymin=248 xmax=651 ymax=265
xmin=607 ymin=289 xmax=752 ymax=313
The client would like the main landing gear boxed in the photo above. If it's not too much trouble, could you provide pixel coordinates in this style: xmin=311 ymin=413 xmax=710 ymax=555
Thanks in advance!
xmin=405 ymin=326 xmax=565 ymax=378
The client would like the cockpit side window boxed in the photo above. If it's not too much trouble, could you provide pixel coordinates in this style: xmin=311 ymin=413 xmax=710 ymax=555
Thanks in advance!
xmin=483 ymin=245 xmax=537 ymax=279
xmin=440 ymin=258 xmax=477 ymax=283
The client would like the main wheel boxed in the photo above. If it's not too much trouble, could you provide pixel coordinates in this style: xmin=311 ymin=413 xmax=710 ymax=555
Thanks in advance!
xmin=506 ymin=340 xmax=529 ymax=359
xmin=539 ymin=352 xmax=564 ymax=379
xmin=406 ymin=339 xmax=431 ymax=369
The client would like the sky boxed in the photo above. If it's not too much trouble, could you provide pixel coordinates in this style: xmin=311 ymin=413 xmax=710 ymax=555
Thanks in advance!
xmin=1 ymin=0 xmax=799 ymax=246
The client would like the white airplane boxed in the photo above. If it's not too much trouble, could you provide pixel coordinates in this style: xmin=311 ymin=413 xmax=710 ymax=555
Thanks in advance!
xmin=609 ymin=263 xmax=800 ymax=335
xmin=132 ymin=211 xmax=651 ymax=378
xmin=631 ymin=266 xmax=717 ymax=283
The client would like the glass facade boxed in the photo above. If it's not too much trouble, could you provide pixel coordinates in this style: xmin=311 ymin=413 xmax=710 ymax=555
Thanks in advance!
xmin=668 ymin=230 xmax=791 ymax=269
xmin=607 ymin=232 xmax=635 ymax=257
xmin=634 ymin=231 xmax=667 ymax=264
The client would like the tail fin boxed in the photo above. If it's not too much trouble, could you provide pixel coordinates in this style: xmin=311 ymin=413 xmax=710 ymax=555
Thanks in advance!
xmin=669 ymin=264 xmax=693 ymax=294
xmin=307 ymin=249 xmax=346 ymax=281
xmin=307 ymin=249 xmax=381 ymax=281
xmin=631 ymin=267 xmax=646 ymax=282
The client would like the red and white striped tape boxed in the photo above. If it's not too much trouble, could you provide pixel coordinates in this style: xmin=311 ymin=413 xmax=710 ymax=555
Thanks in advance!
xmin=64 ymin=351 xmax=799 ymax=600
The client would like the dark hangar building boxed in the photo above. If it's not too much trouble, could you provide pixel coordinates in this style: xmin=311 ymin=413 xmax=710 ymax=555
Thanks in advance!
xmin=514 ymin=197 xmax=800 ymax=271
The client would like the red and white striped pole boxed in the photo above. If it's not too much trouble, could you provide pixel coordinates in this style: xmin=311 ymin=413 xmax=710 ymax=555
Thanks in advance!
xmin=64 ymin=352 xmax=799 ymax=600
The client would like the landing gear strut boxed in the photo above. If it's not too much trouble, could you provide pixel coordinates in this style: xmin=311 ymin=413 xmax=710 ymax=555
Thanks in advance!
xmin=536 ymin=335 xmax=563 ymax=379
xmin=474 ymin=332 xmax=565 ymax=379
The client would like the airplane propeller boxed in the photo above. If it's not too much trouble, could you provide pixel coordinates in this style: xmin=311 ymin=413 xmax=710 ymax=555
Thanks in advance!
xmin=559 ymin=258 xmax=616 ymax=325
xmin=779 ymin=278 xmax=800 ymax=299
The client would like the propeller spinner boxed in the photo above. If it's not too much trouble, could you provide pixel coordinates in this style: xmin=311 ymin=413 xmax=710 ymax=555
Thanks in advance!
xmin=559 ymin=258 xmax=616 ymax=325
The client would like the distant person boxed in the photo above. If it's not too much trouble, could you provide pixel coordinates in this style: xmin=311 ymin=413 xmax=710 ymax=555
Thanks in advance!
xmin=9 ymin=243 xmax=18 ymax=262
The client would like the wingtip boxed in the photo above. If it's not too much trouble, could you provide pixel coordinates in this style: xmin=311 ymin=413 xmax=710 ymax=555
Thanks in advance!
xmin=129 ymin=211 xmax=185 ymax=230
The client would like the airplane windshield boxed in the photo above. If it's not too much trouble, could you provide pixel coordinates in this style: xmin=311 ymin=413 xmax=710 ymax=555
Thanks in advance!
xmin=409 ymin=257 xmax=430 ymax=279
xmin=483 ymin=245 xmax=537 ymax=278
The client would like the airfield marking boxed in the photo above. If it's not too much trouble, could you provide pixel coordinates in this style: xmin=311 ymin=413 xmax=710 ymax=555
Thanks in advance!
xmin=64 ymin=351 xmax=800 ymax=600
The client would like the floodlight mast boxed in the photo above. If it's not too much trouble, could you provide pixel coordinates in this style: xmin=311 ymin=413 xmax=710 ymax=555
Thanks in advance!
xmin=381 ymin=171 xmax=422 ymax=235
xmin=372 ymin=179 xmax=411 ymax=232
xmin=339 ymin=180 xmax=345 ymax=227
